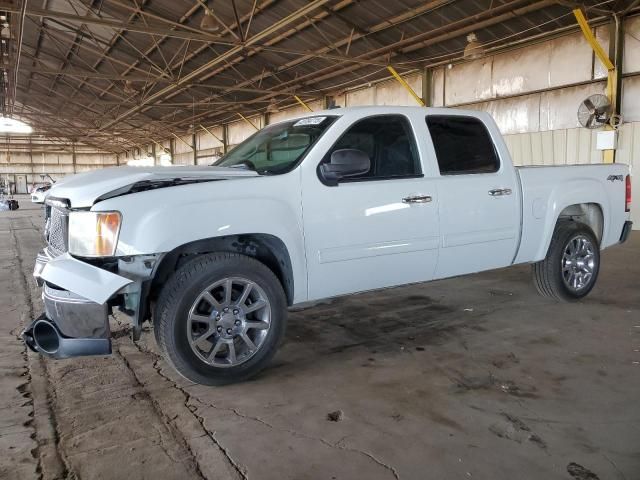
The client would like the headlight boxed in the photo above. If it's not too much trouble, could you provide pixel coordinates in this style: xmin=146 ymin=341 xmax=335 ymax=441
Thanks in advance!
xmin=68 ymin=211 xmax=121 ymax=257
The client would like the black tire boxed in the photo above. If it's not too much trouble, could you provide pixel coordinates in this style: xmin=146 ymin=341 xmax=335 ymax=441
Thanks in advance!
xmin=154 ymin=252 xmax=287 ymax=385
xmin=532 ymin=221 xmax=600 ymax=301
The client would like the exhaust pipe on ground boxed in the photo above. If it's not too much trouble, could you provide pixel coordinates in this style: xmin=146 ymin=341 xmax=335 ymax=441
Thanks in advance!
xmin=23 ymin=316 xmax=111 ymax=359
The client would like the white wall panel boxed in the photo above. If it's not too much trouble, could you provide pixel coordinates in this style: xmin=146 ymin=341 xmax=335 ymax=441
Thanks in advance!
xmin=548 ymin=33 xmax=593 ymax=87
xmin=552 ymin=130 xmax=567 ymax=165
xmin=540 ymin=130 xmax=554 ymax=164
xmin=624 ymin=16 xmax=640 ymax=74
xmin=444 ymin=59 xmax=492 ymax=105
xmin=269 ymin=104 xmax=311 ymax=124
xmin=492 ymin=42 xmax=550 ymax=96
xmin=7 ymin=152 xmax=31 ymax=164
xmin=173 ymin=135 xmax=193 ymax=155
xmin=227 ymin=119 xmax=257 ymax=146
xmin=540 ymin=82 xmax=606 ymax=130
xmin=172 ymin=152 xmax=193 ymax=165
xmin=307 ymin=100 xmax=324 ymax=111
xmin=594 ymin=25 xmax=610 ymax=80
xmin=376 ymin=74 xmax=423 ymax=106
xmin=485 ymin=94 xmax=541 ymax=134
xmin=346 ymin=87 xmax=375 ymax=106
xmin=431 ymin=67 xmax=445 ymax=107
xmin=531 ymin=130 xmax=543 ymax=166
xmin=197 ymin=127 xmax=224 ymax=150
xmin=622 ymin=76 xmax=640 ymax=122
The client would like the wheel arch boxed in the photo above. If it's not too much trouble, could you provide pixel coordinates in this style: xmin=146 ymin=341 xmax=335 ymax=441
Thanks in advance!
xmin=538 ymin=201 xmax=605 ymax=262
xmin=151 ymin=233 xmax=295 ymax=306
xmin=556 ymin=202 xmax=604 ymax=241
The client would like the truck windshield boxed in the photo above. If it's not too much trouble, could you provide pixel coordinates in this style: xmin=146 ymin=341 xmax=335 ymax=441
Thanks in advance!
xmin=214 ymin=116 xmax=337 ymax=175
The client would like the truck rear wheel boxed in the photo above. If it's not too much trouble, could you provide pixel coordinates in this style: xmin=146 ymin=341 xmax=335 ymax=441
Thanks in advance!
xmin=154 ymin=252 xmax=287 ymax=385
xmin=532 ymin=221 xmax=600 ymax=301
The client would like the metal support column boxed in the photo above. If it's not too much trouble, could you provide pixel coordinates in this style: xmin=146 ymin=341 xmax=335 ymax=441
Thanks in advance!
xmin=151 ymin=142 xmax=157 ymax=165
xmin=71 ymin=141 xmax=77 ymax=174
xmin=611 ymin=16 xmax=624 ymax=118
xmin=192 ymin=133 xmax=197 ymax=165
xmin=222 ymin=124 xmax=228 ymax=154
xmin=421 ymin=67 xmax=432 ymax=107
xmin=28 ymin=137 xmax=34 ymax=185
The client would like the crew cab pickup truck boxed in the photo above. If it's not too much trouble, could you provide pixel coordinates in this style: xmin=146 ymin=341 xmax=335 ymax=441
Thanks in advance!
xmin=23 ymin=106 xmax=633 ymax=385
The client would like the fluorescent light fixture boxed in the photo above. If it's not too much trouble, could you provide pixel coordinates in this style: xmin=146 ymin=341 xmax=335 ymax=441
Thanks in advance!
xmin=0 ymin=117 xmax=33 ymax=134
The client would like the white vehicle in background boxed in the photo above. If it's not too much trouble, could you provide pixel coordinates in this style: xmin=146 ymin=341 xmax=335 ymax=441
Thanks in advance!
xmin=22 ymin=106 xmax=632 ymax=386
xmin=31 ymin=184 xmax=52 ymax=203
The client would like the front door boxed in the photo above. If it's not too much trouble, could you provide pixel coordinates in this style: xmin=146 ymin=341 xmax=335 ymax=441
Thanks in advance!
xmin=425 ymin=114 xmax=521 ymax=279
xmin=301 ymin=114 xmax=440 ymax=301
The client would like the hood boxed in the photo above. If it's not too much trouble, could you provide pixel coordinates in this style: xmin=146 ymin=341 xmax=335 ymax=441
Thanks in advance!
xmin=49 ymin=165 xmax=259 ymax=208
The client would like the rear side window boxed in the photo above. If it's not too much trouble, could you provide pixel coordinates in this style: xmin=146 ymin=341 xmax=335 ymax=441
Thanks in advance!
xmin=426 ymin=116 xmax=499 ymax=175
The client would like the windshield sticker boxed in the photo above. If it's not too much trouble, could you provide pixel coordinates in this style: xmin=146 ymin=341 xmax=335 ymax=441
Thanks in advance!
xmin=293 ymin=116 xmax=327 ymax=127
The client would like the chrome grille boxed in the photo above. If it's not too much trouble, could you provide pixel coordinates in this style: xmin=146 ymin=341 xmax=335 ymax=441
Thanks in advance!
xmin=47 ymin=207 xmax=68 ymax=256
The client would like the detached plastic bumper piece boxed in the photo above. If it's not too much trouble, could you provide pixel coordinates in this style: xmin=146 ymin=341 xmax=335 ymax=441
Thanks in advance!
xmin=22 ymin=315 xmax=111 ymax=359
xmin=22 ymin=282 xmax=112 ymax=359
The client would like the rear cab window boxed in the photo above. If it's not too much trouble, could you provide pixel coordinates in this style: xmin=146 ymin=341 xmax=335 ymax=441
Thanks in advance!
xmin=426 ymin=115 xmax=500 ymax=175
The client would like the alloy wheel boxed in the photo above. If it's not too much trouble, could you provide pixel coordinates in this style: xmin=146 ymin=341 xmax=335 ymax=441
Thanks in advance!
xmin=187 ymin=277 xmax=271 ymax=367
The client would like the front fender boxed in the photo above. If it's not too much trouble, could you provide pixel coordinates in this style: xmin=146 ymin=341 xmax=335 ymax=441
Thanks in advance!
xmin=94 ymin=174 xmax=308 ymax=303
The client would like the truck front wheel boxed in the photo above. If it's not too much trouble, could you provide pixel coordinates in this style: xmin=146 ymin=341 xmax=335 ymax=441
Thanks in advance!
xmin=154 ymin=252 xmax=287 ymax=385
xmin=532 ymin=221 xmax=600 ymax=301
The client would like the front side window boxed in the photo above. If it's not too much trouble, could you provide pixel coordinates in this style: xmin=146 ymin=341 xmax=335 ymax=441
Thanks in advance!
xmin=320 ymin=115 xmax=421 ymax=181
xmin=426 ymin=115 xmax=500 ymax=175
xmin=215 ymin=116 xmax=337 ymax=175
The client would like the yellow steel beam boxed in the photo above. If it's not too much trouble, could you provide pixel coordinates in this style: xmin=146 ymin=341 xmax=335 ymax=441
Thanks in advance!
xmin=237 ymin=112 xmax=260 ymax=131
xmin=294 ymin=95 xmax=313 ymax=112
xmin=573 ymin=8 xmax=617 ymax=163
xmin=199 ymin=124 xmax=223 ymax=143
xmin=573 ymin=8 xmax=614 ymax=70
xmin=387 ymin=65 xmax=425 ymax=107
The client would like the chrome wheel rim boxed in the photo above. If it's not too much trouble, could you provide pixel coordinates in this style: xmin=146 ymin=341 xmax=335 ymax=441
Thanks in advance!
xmin=187 ymin=277 xmax=271 ymax=368
xmin=561 ymin=234 xmax=596 ymax=292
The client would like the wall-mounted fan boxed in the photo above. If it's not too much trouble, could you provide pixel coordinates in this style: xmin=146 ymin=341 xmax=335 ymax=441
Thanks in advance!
xmin=577 ymin=94 xmax=612 ymax=129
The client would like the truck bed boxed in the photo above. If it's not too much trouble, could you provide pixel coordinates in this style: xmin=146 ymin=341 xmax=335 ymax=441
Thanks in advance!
xmin=514 ymin=163 xmax=630 ymax=264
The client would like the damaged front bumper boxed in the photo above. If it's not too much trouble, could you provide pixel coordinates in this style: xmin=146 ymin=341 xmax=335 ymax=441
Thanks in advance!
xmin=23 ymin=249 xmax=155 ymax=359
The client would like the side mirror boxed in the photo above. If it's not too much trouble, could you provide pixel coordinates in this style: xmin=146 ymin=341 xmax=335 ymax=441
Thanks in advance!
xmin=319 ymin=149 xmax=371 ymax=186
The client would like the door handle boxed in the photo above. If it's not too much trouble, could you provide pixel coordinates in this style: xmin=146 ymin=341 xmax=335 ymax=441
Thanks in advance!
xmin=402 ymin=194 xmax=432 ymax=204
xmin=488 ymin=188 xmax=512 ymax=197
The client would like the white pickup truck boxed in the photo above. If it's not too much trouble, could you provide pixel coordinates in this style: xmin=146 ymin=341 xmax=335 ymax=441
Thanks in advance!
xmin=23 ymin=106 xmax=632 ymax=385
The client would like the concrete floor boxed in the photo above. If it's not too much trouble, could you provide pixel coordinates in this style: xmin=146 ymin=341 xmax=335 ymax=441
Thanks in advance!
xmin=1 ymin=195 xmax=638 ymax=480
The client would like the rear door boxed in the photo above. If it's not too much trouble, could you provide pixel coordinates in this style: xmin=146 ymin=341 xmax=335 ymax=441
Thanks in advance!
xmin=425 ymin=114 xmax=521 ymax=279
xmin=301 ymin=114 xmax=440 ymax=300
